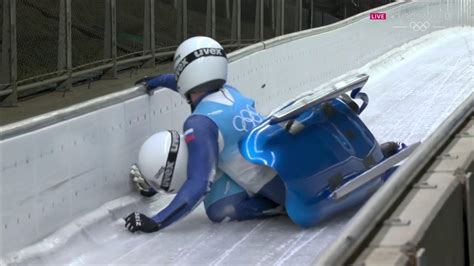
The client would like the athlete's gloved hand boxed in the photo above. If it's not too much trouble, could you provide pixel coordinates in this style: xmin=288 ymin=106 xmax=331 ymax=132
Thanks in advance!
xmin=125 ymin=212 xmax=160 ymax=233
xmin=135 ymin=73 xmax=177 ymax=95
xmin=135 ymin=76 xmax=159 ymax=95
xmin=130 ymin=164 xmax=157 ymax=197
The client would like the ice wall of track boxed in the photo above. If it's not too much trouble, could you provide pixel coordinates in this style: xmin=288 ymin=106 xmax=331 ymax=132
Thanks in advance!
xmin=1 ymin=0 xmax=472 ymax=256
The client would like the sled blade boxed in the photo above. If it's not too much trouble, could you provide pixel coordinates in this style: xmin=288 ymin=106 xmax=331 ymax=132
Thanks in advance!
xmin=270 ymin=73 xmax=369 ymax=124
xmin=332 ymin=142 xmax=421 ymax=200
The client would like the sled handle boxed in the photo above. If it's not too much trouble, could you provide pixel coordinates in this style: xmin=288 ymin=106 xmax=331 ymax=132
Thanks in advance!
xmin=269 ymin=74 xmax=370 ymax=125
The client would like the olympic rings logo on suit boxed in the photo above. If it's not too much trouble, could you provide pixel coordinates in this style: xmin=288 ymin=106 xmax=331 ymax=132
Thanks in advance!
xmin=409 ymin=21 xmax=430 ymax=32
xmin=232 ymin=105 xmax=264 ymax=132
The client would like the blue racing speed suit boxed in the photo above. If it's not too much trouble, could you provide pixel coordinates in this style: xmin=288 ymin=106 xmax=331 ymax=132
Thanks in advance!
xmin=144 ymin=74 xmax=286 ymax=229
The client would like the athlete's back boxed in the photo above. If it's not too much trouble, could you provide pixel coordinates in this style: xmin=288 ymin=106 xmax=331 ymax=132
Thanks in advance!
xmin=193 ymin=85 xmax=276 ymax=194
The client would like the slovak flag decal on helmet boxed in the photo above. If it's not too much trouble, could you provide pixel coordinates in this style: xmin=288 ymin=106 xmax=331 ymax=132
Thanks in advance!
xmin=184 ymin=128 xmax=196 ymax=143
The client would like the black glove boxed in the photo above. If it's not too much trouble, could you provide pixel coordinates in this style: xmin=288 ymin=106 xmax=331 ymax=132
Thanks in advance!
xmin=140 ymin=189 xmax=157 ymax=197
xmin=124 ymin=212 xmax=160 ymax=233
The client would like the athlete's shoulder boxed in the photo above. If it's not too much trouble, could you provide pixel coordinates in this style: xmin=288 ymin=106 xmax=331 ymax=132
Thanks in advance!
xmin=223 ymin=84 xmax=255 ymax=101
xmin=184 ymin=114 xmax=215 ymax=128
xmin=184 ymin=115 xmax=218 ymax=134
xmin=198 ymin=88 xmax=235 ymax=107
xmin=183 ymin=115 xmax=219 ymax=144
xmin=223 ymin=84 xmax=241 ymax=94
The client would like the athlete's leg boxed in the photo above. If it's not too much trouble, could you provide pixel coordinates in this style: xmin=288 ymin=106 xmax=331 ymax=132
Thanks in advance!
xmin=257 ymin=175 xmax=286 ymax=206
xmin=204 ymin=174 xmax=280 ymax=222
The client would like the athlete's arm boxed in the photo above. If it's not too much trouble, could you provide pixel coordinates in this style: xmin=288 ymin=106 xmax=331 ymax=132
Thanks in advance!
xmin=135 ymin=73 xmax=177 ymax=93
xmin=151 ymin=115 xmax=219 ymax=229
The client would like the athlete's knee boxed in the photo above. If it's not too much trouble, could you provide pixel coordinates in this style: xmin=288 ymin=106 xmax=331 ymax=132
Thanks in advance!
xmin=205 ymin=203 xmax=236 ymax=223
xmin=205 ymin=193 xmax=247 ymax=222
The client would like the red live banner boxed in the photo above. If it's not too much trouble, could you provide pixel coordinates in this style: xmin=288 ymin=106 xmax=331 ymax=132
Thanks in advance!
xmin=370 ymin=12 xmax=387 ymax=20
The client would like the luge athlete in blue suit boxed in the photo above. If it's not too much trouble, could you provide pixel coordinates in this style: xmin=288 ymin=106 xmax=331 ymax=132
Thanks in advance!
xmin=124 ymin=37 xmax=404 ymax=233
xmin=125 ymin=37 xmax=287 ymax=233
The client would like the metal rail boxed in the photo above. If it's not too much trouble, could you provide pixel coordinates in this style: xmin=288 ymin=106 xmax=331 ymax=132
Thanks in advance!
xmin=317 ymin=93 xmax=474 ymax=265
xmin=0 ymin=0 xmax=391 ymax=106
xmin=0 ymin=0 xmax=312 ymax=106
xmin=0 ymin=1 xmax=405 ymax=140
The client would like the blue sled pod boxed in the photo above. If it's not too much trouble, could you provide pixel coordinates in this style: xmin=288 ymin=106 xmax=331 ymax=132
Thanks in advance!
xmin=240 ymin=98 xmax=388 ymax=227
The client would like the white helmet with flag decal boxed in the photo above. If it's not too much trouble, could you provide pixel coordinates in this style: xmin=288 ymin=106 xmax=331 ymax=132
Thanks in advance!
xmin=137 ymin=131 xmax=188 ymax=194
xmin=173 ymin=36 xmax=228 ymax=99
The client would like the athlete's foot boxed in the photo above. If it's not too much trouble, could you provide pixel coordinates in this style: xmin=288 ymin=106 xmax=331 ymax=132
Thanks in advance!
xmin=380 ymin=142 xmax=407 ymax=158
xmin=262 ymin=205 xmax=287 ymax=216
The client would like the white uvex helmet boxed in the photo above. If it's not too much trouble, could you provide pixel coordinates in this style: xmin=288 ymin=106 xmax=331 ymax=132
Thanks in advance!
xmin=173 ymin=36 xmax=228 ymax=99
xmin=137 ymin=131 xmax=188 ymax=194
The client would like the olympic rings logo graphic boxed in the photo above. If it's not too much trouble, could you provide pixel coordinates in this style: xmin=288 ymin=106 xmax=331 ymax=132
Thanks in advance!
xmin=409 ymin=21 xmax=430 ymax=32
xmin=232 ymin=105 xmax=264 ymax=132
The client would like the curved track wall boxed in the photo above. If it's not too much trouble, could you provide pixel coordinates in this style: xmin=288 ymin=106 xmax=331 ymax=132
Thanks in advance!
xmin=0 ymin=0 xmax=472 ymax=256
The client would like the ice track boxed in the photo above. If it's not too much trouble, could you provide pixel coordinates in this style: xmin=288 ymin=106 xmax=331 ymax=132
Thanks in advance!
xmin=16 ymin=28 xmax=474 ymax=265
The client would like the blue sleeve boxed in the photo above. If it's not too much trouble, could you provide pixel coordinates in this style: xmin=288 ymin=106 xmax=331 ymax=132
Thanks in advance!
xmin=146 ymin=73 xmax=177 ymax=92
xmin=151 ymin=115 xmax=219 ymax=228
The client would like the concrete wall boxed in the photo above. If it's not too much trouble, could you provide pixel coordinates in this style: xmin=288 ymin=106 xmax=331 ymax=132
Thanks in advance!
xmin=354 ymin=116 xmax=473 ymax=265
xmin=1 ymin=0 xmax=472 ymax=256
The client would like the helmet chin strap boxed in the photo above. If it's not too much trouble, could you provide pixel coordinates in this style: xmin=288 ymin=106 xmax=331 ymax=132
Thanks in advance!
xmin=157 ymin=130 xmax=180 ymax=192
xmin=185 ymin=94 xmax=195 ymax=111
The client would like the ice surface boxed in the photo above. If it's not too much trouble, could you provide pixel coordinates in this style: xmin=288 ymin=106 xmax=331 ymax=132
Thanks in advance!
xmin=360 ymin=28 xmax=474 ymax=146
xmin=4 ymin=28 xmax=473 ymax=265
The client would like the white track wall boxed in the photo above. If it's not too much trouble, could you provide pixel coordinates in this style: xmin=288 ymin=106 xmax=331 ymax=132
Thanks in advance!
xmin=1 ymin=0 xmax=472 ymax=256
